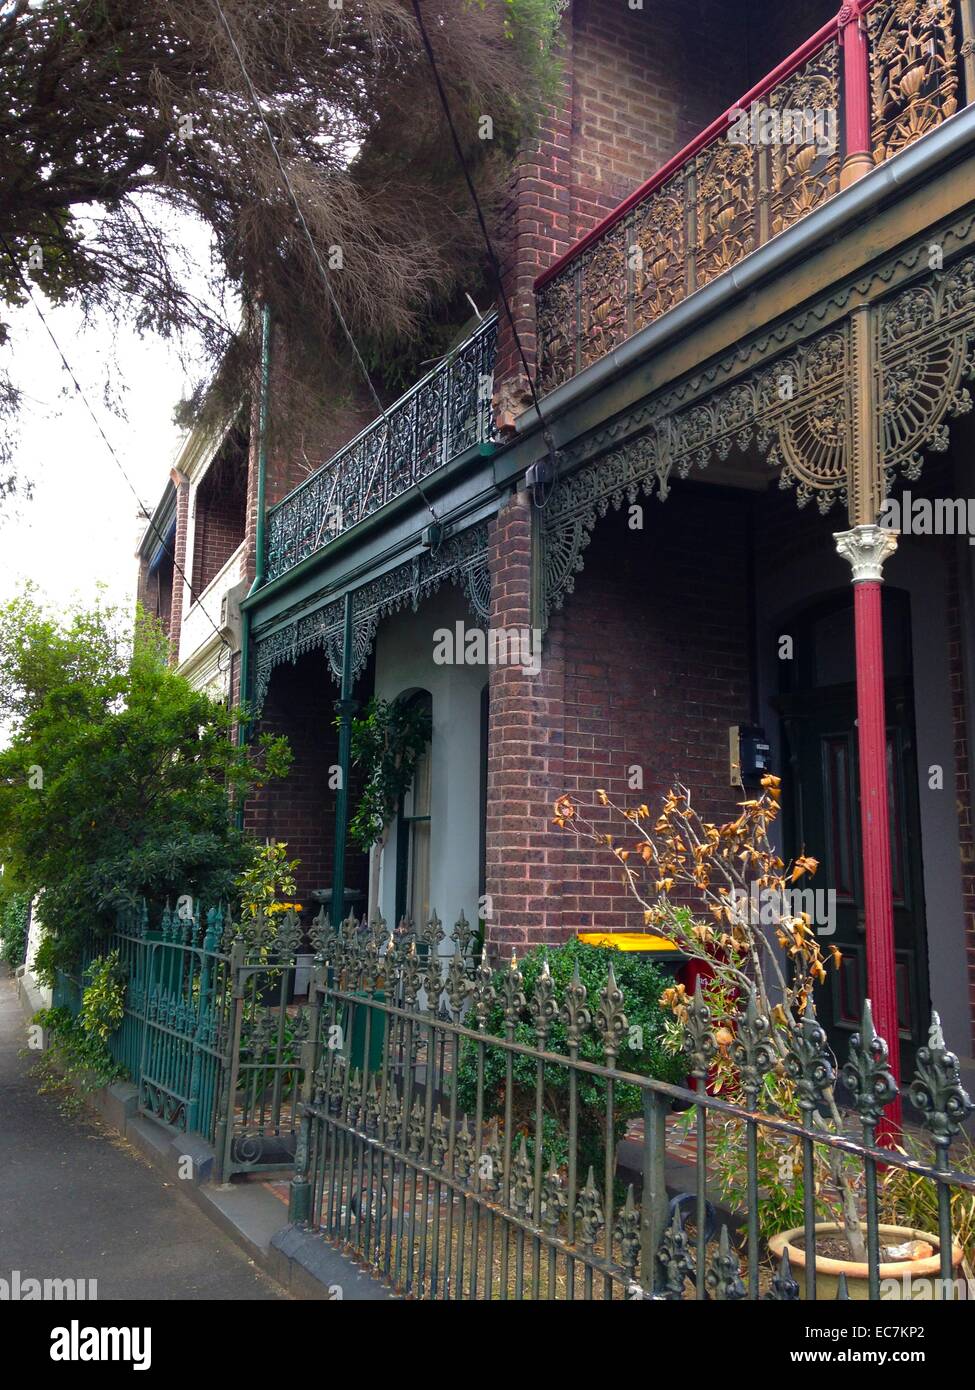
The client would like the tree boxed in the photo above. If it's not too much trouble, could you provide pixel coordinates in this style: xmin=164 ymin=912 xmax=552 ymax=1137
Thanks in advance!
xmin=0 ymin=589 xmax=291 ymax=970
xmin=1 ymin=0 xmax=564 ymax=491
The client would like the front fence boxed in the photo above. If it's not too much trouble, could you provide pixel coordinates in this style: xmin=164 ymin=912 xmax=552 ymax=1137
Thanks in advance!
xmin=289 ymin=915 xmax=975 ymax=1301
xmin=54 ymin=904 xmax=975 ymax=1298
xmin=53 ymin=904 xmax=315 ymax=1180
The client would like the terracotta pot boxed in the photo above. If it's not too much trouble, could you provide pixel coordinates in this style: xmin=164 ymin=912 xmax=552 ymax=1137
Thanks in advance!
xmin=768 ymin=1222 xmax=964 ymax=1300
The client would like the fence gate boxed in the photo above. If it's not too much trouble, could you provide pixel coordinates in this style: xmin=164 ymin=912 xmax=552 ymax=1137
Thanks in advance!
xmin=55 ymin=904 xmax=314 ymax=1180
xmin=218 ymin=916 xmax=319 ymax=1179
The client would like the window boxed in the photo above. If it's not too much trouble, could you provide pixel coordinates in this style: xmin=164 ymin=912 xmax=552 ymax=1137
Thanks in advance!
xmin=395 ymin=692 xmax=432 ymax=928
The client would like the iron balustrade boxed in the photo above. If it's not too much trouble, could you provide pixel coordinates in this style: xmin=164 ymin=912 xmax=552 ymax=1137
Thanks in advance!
xmin=535 ymin=0 xmax=973 ymax=395
xmin=290 ymin=912 xmax=975 ymax=1301
xmin=264 ymin=316 xmax=498 ymax=582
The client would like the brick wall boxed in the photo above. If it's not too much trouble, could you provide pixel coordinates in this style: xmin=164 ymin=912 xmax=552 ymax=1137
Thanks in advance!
xmin=485 ymin=491 xmax=566 ymax=952
xmin=484 ymin=483 xmax=751 ymax=956
xmin=243 ymin=651 xmax=369 ymax=916
xmin=191 ymin=448 xmax=247 ymax=595
xmin=494 ymin=0 xmax=751 ymax=418
xmin=139 ymin=552 xmax=173 ymax=637
xmin=492 ymin=0 xmax=841 ymax=413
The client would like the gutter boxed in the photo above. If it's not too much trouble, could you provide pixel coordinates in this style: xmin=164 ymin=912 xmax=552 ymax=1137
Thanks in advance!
xmin=517 ymin=102 xmax=975 ymax=435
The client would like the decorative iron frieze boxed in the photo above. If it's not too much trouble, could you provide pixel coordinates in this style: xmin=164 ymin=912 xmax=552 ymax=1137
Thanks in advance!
xmin=251 ymin=520 xmax=491 ymax=705
xmin=539 ymin=240 xmax=975 ymax=626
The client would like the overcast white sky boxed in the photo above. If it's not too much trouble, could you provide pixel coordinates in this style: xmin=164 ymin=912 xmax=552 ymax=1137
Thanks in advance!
xmin=0 ymin=211 xmax=226 ymax=617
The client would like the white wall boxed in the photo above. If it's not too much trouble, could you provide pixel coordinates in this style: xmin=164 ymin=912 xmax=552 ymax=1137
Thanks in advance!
xmin=373 ymin=586 xmax=486 ymax=951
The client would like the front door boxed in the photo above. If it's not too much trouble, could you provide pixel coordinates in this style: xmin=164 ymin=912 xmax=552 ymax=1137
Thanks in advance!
xmin=777 ymin=591 xmax=929 ymax=1076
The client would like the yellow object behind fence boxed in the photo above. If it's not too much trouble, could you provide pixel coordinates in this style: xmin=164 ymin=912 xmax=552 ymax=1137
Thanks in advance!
xmin=577 ymin=931 xmax=683 ymax=955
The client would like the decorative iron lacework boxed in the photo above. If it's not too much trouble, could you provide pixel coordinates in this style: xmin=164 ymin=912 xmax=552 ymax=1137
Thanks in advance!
xmin=868 ymin=0 xmax=961 ymax=163
xmin=540 ymin=246 xmax=975 ymax=627
xmin=252 ymin=522 xmax=491 ymax=704
xmin=265 ymin=317 xmax=497 ymax=581
xmin=536 ymin=0 xmax=971 ymax=396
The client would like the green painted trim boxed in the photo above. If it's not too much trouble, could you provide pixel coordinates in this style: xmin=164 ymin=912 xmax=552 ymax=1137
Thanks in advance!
xmin=236 ymin=303 xmax=272 ymax=830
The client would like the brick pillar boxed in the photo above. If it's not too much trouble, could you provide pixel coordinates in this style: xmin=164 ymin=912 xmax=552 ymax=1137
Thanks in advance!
xmin=168 ymin=468 xmax=190 ymax=665
xmin=484 ymin=491 xmax=567 ymax=958
xmin=492 ymin=22 xmax=575 ymax=430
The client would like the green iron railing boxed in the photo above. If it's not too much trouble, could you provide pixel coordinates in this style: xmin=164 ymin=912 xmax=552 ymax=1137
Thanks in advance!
xmin=289 ymin=913 xmax=975 ymax=1301
xmin=263 ymin=314 xmax=497 ymax=581
xmin=53 ymin=902 xmax=316 ymax=1180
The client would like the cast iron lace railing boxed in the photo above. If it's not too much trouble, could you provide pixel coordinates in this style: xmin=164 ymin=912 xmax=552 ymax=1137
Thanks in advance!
xmin=264 ymin=315 xmax=497 ymax=581
xmin=536 ymin=0 xmax=972 ymax=394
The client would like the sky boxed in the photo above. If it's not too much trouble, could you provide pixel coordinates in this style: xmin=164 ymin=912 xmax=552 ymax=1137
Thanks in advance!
xmin=0 ymin=210 xmax=225 ymax=617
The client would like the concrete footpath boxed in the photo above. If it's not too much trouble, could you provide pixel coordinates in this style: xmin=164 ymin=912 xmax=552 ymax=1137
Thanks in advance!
xmin=0 ymin=969 xmax=287 ymax=1300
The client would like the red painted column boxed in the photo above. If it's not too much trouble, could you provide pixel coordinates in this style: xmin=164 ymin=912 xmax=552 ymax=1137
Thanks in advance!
xmin=838 ymin=3 xmax=874 ymax=188
xmin=836 ymin=526 xmax=902 ymax=1134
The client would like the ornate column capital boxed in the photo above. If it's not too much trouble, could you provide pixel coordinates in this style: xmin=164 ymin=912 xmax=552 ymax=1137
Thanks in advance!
xmin=834 ymin=524 xmax=898 ymax=583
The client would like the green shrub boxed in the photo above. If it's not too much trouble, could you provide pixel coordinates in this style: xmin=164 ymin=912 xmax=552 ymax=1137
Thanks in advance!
xmin=32 ymin=1005 xmax=125 ymax=1092
xmin=0 ymin=890 xmax=30 ymax=969
xmin=80 ymin=951 xmax=125 ymax=1043
xmin=456 ymin=936 xmax=685 ymax=1186
xmin=31 ymin=928 xmax=74 ymax=990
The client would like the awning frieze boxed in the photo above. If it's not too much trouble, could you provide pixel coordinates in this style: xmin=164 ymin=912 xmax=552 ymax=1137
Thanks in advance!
xmin=251 ymin=522 xmax=491 ymax=707
xmin=541 ymin=231 xmax=975 ymax=627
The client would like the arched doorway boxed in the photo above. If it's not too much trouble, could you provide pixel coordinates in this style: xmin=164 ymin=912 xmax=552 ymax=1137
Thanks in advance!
xmin=775 ymin=588 xmax=930 ymax=1073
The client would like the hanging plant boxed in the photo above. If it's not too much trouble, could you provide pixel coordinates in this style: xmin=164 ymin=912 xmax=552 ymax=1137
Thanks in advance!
xmin=346 ymin=697 xmax=432 ymax=854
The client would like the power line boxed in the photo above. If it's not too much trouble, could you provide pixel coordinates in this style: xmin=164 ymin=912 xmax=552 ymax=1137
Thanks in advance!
xmin=1 ymin=235 xmax=235 ymax=657
xmin=410 ymin=0 xmax=558 ymax=469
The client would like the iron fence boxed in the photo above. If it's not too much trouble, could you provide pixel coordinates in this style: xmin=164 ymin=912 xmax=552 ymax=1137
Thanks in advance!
xmin=52 ymin=903 xmax=314 ymax=1180
xmin=289 ymin=913 xmax=975 ymax=1301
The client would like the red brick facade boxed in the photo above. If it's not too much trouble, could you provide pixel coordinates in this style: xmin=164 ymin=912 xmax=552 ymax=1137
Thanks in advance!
xmin=484 ymin=485 xmax=752 ymax=955
xmin=191 ymin=447 xmax=247 ymax=595
xmin=491 ymin=0 xmax=832 ymax=417
xmin=243 ymin=652 xmax=370 ymax=914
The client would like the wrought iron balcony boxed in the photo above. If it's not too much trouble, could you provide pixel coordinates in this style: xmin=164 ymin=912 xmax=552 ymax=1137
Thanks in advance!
xmin=535 ymin=0 xmax=973 ymax=395
xmin=265 ymin=315 xmax=497 ymax=582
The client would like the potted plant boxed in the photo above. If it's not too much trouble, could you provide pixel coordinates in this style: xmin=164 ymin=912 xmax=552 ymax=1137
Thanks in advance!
xmin=555 ymin=777 xmax=969 ymax=1298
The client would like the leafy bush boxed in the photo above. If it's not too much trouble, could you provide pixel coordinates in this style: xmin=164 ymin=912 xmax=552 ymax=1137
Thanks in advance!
xmin=31 ymin=929 xmax=62 ymax=990
xmin=0 ymin=592 xmax=291 ymax=972
xmin=347 ymin=696 xmax=432 ymax=852
xmin=0 ymin=890 xmax=30 ymax=969
xmin=32 ymin=1005 xmax=125 ymax=1093
xmin=80 ymin=951 xmax=125 ymax=1043
xmin=456 ymin=936 xmax=685 ymax=1186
